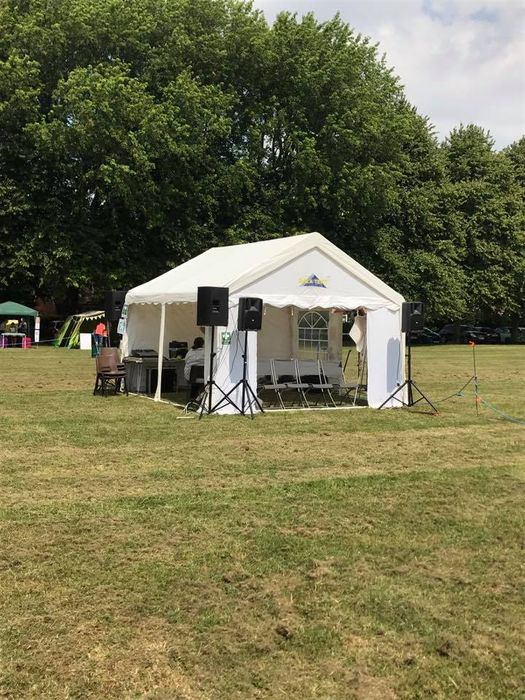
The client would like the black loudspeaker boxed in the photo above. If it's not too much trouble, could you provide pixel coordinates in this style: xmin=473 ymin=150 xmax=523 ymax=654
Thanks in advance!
xmin=238 ymin=297 xmax=263 ymax=331
xmin=402 ymin=301 xmax=424 ymax=334
xmin=104 ymin=290 xmax=126 ymax=322
xmin=197 ymin=286 xmax=229 ymax=326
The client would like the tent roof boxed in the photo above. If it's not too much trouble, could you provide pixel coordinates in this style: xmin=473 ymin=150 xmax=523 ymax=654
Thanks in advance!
xmin=0 ymin=301 xmax=38 ymax=316
xmin=126 ymin=232 xmax=404 ymax=309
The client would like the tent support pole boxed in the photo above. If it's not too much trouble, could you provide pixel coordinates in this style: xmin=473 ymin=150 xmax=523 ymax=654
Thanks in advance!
xmin=154 ymin=303 xmax=166 ymax=401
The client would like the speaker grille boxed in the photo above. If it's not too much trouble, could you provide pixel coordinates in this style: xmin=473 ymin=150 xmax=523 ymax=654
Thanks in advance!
xmin=197 ymin=287 xmax=229 ymax=326
xmin=104 ymin=290 xmax=126 ymax=322
xmin=402 ymin=301 xmax=424 ymax=333
xmin=238 ymin=297 xmax=263 ymax=331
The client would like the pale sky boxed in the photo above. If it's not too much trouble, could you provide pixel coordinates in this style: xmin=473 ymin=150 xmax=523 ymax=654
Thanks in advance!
xmin=253 ymin=0 xmax=525 ymax=148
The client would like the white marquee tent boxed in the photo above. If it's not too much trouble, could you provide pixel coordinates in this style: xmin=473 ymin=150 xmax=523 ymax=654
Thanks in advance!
xmin=122 ymin=232 xmax=405 ymax=412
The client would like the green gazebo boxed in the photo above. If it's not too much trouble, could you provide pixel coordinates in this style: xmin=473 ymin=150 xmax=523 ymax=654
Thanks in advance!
xmin=0 ymin=301 xmax=38 ymax=344
xmin=0 ymin=301 xmax=38 ymax=318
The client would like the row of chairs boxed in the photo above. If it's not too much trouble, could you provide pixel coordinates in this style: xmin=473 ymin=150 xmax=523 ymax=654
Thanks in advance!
xmin=257 ymin=358 xmax=361 ymax=409
xmin=92 ymin=351 xmax=363 ymax=410
xmin=93 ymin=348 xmax=128 ymax=396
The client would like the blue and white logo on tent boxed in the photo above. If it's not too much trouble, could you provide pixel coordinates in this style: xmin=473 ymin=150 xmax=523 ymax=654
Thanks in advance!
xmin=300 ymin=274 xmax=327 ymax=288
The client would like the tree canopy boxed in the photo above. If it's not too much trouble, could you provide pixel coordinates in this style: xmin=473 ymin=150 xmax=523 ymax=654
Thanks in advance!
xmin=0 ymin=0 xmax=523 ymax=323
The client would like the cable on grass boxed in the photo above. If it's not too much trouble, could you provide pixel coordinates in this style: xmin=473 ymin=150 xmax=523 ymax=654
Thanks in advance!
xmin=30 ymin=336 xmax=77 ymax=346
xmin=435 ymin=381 xmax=524 ymax=426
xmin=434 ymin=377 xmax=477 ymax=403
xmin=479 ymin=399 xmax=525 ymax=426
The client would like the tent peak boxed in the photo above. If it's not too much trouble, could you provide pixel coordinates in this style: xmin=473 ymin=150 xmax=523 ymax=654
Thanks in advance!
xmin=126 ymin=231 xmax=404 ymax=308
xmin=207 ymin=231 xmax=326 ymax=253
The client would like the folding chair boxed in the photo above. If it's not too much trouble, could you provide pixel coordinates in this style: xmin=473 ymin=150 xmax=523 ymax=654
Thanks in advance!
xmin=259 ymin=359 xmax=288 ymax=409
xmin=298 ymin=359 xmax=336 ymax=407
xmin=274 ymin=358 xmax=310 ymax=408
xmin=93 ymin=354 xmax=128 ymax=396
xmin=256 ymin=361 xmax=271 ymax=401
xmin=322 ymin=359 xmax=365 ymax=405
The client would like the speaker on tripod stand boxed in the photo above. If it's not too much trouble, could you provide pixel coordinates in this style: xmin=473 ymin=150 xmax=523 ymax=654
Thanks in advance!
xmin=236 ymin=298 xmax=264 ymax=416
xmin=378 ymin=301 xmax=438 ymax=413
xmin=196 ymin=287 xmax=241 ymax=417
xmin=209 ymin=297 xmax=265 ymax=419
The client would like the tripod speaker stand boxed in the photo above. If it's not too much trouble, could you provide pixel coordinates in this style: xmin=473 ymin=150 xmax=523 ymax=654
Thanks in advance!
xmin=198 ymin=325 xmax=242 ymax=418
xmin=378 ymin=332 xmax=438 ymax=414
xmin=210 ymin=330 xmax=264 ymax=419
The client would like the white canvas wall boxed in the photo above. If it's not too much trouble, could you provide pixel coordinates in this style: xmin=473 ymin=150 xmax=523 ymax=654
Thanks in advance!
xmin=125 ymin=303 xmax=162 ymax=353
xmin=257 ymin=306 xmax=292 ymax=359
xmin=366 ymin=308 xmax=404 ymax=408
xmin=164 ymin=303 xmax=203 ymax=354
xmin=124 ymin=302 xmax=203 ymax=356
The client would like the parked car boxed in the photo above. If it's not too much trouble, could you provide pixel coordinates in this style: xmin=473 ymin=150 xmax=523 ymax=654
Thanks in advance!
xmin=410 ymin=327 xmax=442 ymax=344
xmin=474 ymin=327 xmax=501 ymax=344
xmin=494 ymin=327 xmax=512 ymax=344
xmin=439 ymin=324 xmax=483 ymax=344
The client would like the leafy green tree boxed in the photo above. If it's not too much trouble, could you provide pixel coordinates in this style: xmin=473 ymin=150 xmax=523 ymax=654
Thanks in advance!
xmin=505 ymin=137 xmax=525 ymax=188
xmin=0 ymin=52 xmax=42 ymax=298
xmin=0 ymin=0 xmax=522 ymax=325
xmin=441 ymin=125 xmax=524 ymax=323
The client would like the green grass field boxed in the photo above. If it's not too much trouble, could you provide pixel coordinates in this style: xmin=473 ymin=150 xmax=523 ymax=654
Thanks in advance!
xmin=1 ymin=345 xmax=524 ymax=699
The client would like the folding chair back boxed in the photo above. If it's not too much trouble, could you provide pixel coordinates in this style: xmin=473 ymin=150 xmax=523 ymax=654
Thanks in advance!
xmin=255 ymin=359 xmax=291 ymax=409
xmin=295 ymin=359 xmax=319 ymax=384
xmin=271 ymin=359 xmax=296 ymax=385
xmin=257 ymin=359 xmax=272 ymax=385
xmin=189 ymin=364 xmax=204 ymax=382
xmin=320 ymin=359 xmax=361 ymax=404
xmin=297 ymin=359 xmax=336 ymax=407
xmin=274 ymin=359 xmax=310 ymax=407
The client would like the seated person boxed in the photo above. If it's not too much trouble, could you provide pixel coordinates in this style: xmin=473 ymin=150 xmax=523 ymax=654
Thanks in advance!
xmin=184 ymin=337 xmax=205 ymax=398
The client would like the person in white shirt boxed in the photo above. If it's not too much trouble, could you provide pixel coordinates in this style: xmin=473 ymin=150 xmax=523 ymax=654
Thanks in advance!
xmin=184 ymin=337 xmax=205 ymax=381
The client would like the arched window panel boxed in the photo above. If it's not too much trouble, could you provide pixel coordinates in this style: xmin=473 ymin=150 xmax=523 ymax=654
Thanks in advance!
xmin=298 ymin=311 xmax=329 ymax=359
